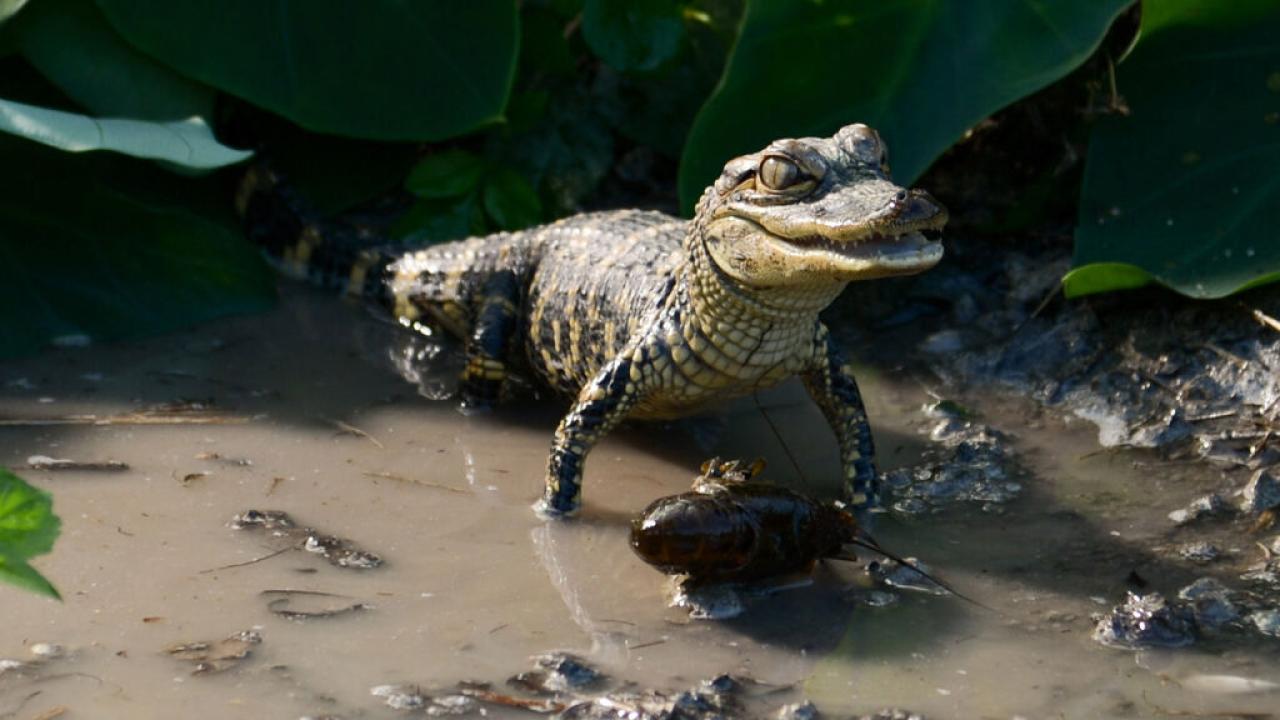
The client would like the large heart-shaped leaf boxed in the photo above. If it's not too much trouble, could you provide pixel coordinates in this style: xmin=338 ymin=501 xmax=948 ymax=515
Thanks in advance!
xmin=18 ymin=0 xmax=213 ymax=120
xmin=677 ymin=0 xmax=1131 ymax=212
xmin=0 ymin=136 xmax=274 ymax=359
xmin=95 ymin=0 xmax=519 ymax=141
xmin=0 ymin=469 xmax=60 ymax=599
xmin=1066 ymin=0 xmax=1280 ymax=299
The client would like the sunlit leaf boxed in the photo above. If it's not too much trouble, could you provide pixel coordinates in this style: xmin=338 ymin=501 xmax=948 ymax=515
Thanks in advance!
xmin=0 ymin=469 xmax=60 ymax=599
xmin=0 ymin=96 xmax=251 ymax=168
xmin=0 ymin=0 xmax=28 ymax=24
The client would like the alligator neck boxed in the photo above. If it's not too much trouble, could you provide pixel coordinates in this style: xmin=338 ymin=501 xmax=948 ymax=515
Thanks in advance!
xmin=679 ymin=222 xmax=846 ymax=332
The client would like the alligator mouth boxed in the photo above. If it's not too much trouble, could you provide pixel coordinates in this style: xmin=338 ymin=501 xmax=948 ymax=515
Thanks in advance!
xmin=778 ymin=224 xmax=944 ymax=272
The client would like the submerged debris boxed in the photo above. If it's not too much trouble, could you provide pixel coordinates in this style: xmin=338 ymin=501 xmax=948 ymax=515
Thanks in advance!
xmin=365 ymin=656 xmax=808 ymax=720
xmin=25 ymin=455 xmax=129 ymax=472
xmin=1241 ymin=559 xmax=1280 ymax=589
xmin=1092 ymin=592 xmax=1197 ymax=649
xmin=0 ymin=401 xmax=251 ymax=426
xmin=880 ymin=410 xmax=1020 ymax=515
xmin=230 ymin=509 xmax=383 ymax=569
xmin=509 ymin=652 xmax=605 ymax=695
xmin=1241 ymin=469 xmax=1280 ymax=514
xmin=1177 ymin=542 xmax=1221 ymax=563
xmin=370 ymin=684 xmax=427 ymax=711
xmin=1167 ymin=494 xmax=1231 ymax=526
xmin=855 ymin=710 xmax=926 ymax=720
xmin=27 ymin=643 xmax=65 ymax=660
xmin=165 ymin=629 xmax=262 ymax=675
xmin=777 ymin=701 xmax=820 ymax=720
xmin=195 ymin=451 xmax=253 ymax=467
xmin=1249 ymin=609 xmax=1280 ymax=637
xmin=260 ymin=590 xmax=371 ymax=621
xmin=1177 ymin=578 xmax=1242 ymax=631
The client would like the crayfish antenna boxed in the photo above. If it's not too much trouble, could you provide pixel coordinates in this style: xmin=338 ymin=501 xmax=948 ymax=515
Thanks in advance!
xmin=842 ymin=536 xmax=997 ymax=614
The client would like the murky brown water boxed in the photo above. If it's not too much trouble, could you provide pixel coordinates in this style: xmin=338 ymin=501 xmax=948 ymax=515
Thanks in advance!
xmin=3 ymin=288 xmax=1278 ymax=719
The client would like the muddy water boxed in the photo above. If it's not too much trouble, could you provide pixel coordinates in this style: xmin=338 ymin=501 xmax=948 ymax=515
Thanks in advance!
xmin=2 ymin=288 xmax=1278 ymax=719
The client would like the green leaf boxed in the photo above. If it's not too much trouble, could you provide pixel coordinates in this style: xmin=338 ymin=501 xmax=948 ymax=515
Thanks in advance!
xmin=18 ymin=0 xmax=213 ymax=120
xmin=1061 ymin=262 xmax=1153 ymax=298
xmin=0 ymin=0 xmax=28 ymax=24
xmin=0 ymin=469 xmax=60 ymax=599
xmin=394 ymin=196 xmax=484 ymax=245
xmin=0 ymin=96 xmax=251 ymax=168
xmin=0 ymin=135 xmax=275 ymax=359
xmin=519 ymin=7 xmax=576 ymax=78
xmin=1071 ymin=0 xmax=1280 ymax=299
xmin=0 ymin=556 xmax=59 ymax=599
xmin=678 ymin=0 xmax=1131 ymax=212
xmin=406 ymin=150 xmax=489 ymax=200
xmin=583 ymin=0 xmax=685 ymax=72
xmin=95 ymin=0 xmax=519 ymax=141
xmin=482 ymin=166 xmax=544 ymax=231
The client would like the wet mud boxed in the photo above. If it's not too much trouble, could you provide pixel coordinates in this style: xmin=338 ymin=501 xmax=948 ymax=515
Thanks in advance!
xmin=3 ymin=284 xmax=1280 ymax=719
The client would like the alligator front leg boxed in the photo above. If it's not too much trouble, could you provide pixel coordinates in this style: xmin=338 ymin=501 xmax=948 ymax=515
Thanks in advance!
xmin=801 ymin=324 xmax=879 ymax=509
xmin=534 ymin=347 xmax=653 ymax=518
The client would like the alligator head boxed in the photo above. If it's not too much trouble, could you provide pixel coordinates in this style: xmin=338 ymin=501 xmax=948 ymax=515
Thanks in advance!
xmin=693 ymin=123 xmax=947 ymax=287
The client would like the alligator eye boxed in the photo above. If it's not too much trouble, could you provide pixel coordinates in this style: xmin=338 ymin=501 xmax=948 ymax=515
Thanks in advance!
xmin=758 ymin=156 xmax=804 ymax=191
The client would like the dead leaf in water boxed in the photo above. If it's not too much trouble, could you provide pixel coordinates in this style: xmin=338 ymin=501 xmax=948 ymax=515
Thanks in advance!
xmin=26 ymin=455 xmax=129 ymax=472
xmin=165 ymin=629 xmax=262 ymax=675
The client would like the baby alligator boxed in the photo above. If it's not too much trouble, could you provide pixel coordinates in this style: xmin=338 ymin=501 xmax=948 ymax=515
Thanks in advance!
xmin=239 ymin=124 xmax=947 ymax=517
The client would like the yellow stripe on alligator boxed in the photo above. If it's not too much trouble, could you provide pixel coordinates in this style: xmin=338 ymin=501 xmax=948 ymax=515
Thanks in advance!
xmin=291 ymin=226 xmax=321 ymax=277
xmin=347 ymin=251 xmax=377 ymax=297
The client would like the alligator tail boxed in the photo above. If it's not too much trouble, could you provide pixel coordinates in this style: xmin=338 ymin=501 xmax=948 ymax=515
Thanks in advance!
xmin=235 ymin=164 xmax=398 ymax=310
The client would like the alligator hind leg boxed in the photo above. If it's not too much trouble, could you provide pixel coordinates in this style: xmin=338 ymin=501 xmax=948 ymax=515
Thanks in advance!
xmin=459 ymin=269 xmax=521 ymax=412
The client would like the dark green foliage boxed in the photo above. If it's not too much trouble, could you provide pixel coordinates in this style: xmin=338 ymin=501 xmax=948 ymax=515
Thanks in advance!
xmin=0 ymin=135 xmax=274 ymax=358
xmin=19 ymin=0 xmax=212 ymax=119
xmin=399 ymin=150 xmax=544 ymax=241
xmin=0 ymin=469 xmax=61 ymax=599
xmin=1067 ymin=0 xmax=1280 ymax=298
xmin=583 ymin=0 xmax=685 ymax=72
xmin=678 ymin=0 xmax=1132 ymax=211
xmin=0 ymin=0 xmax=1273 ymax=361
xmin=94 ymin=0 xmax=519 ymax=140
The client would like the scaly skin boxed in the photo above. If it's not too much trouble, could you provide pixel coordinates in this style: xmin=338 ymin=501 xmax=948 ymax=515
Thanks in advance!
xmin=240 ymin=124 xmax=947 ymax=518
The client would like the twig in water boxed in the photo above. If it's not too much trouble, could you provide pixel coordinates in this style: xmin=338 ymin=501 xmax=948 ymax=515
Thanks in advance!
xmin=1250 ymin=306 xmax=1280 ymax=335
xmin=330 ymin=419 xmax=384 ymax=448
xmin=199 ymin=547 xmax=292 ymax=574
xmin=362 ymin=471 xmax=471 ymax=495
xmin=1201 ymin=342 xmax=1249 ymax=369
xmin=626 ymin=638 xmax=668 ymax=650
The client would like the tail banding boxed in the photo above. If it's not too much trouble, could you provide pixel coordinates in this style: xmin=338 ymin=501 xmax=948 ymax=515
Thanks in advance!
xmin=236 ymin=165 xmax=398 ymax=309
